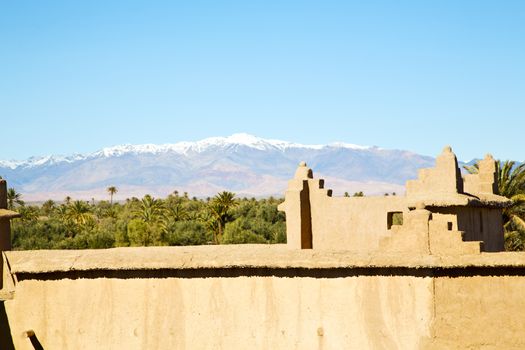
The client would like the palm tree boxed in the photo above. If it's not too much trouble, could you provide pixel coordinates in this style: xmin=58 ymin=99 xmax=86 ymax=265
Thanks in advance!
xmin=160 ymin=203 xmax=188 ymax=235
xmin=53 ymin=204 xmax=74 ymax=236
xmin=107 ymin=186 xmax=118 ymax=205
xmin=55 ymin=204 xmax=69 ymax=221
xmin=208 ymin=191 xmax=238 ymax=244
xmin=128 ymin=195 xmax=165 ymax=246
xmin=465 ymin=160 xmax=525 ymax=250
xmin=64 ymin=196 xmax=72 ymax=205
xmin=17 ymin=205 xmax=39 ymax=223
xmin=134 ymin=195 xmax=165 ymax=223
xmin=41 ymin=199 xmax=56 ymax=216
xmin=166 ymin=203 xmax=188 ymax=221
xmin=7 ymin=188 xmax=24 ymax=210
xmin=197 ymin=210 xmax=218 ymax=243
xmin=67 ymin=200 xmax=94 ymax=227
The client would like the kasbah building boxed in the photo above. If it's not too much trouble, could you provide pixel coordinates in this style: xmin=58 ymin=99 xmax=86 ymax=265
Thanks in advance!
xmin=1 ymin=146 xmax=524 ymax=349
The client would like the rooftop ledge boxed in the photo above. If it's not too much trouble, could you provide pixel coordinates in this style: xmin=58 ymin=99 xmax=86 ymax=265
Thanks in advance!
xmin=5 ymin=245 xmax=525 ymax=275
xmin=0 ymin=208 xmax=21 ymax=219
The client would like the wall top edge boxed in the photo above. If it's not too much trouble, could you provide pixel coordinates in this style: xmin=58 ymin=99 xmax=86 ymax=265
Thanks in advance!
xmin=4 ymin=245 xmax=525 ymax=275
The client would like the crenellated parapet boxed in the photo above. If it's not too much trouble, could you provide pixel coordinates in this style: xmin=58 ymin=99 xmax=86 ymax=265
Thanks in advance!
xmin=406 ymin=146 xmax=464 ymax=197
xmin=278 ymin=162 xmax=334 ymax=250
xmin=464 ymin=154 xmax=499 ymax=195
xmin=279 ymin=147 xmax=510 ymax=255
xmin=405 ymin=148 xmax=506 ymax=208
xmin=277 ymin=162 xmax=314 ymax=249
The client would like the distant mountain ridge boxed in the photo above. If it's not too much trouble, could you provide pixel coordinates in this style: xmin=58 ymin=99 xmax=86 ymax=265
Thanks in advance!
xmin=0 ymin=134 xmax=371 ymax=169
xmin=0 ymin=134 xmax=435 ymax=201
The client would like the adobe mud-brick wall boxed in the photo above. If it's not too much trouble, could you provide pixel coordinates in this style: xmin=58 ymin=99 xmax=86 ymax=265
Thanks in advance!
xmin=279 ymin=147 xmax=510 ymax=254
xmin=2 ymin=246 xmax=525 ymax=350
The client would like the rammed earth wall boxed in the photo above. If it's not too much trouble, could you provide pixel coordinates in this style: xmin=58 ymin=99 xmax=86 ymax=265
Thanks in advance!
xmin=2 ymin=245 xmax=525 ymax=350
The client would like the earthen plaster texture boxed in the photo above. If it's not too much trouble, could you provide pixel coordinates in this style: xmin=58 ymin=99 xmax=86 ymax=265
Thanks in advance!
xmin=279 ymin=147 xmax=509 ymax=253
xmin=2 ymin=246 xmax=525 ymax=349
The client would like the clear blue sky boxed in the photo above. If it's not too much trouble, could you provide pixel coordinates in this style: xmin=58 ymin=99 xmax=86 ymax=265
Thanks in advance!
xmin=1 ymin=1 xmax=524 ymax=161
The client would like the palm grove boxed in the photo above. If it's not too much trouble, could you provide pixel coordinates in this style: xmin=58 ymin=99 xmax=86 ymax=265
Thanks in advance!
xmin=4 ymin=158 xmax=525 ymax=251
xmin=9 ymin=187 xmax=287 ymax=250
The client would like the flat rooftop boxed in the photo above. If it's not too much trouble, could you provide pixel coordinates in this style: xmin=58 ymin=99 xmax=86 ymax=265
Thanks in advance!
xmin=5 ymin=245 xmax=525 ymax=275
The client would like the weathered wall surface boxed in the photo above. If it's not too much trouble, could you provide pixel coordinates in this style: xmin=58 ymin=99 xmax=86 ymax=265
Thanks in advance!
xmin=4 ymin=274 xmax=433 ymax=350
xmin=426 ymin=275 xmax=525 ymax=349
xmin=3 ymin=246 xmax=525 ymax=350
xmin=309 ymin=195 xmax=408 ymax=251
xmin=432 ymin=207 xmax=504 ymax=251
xmin=279 ymin=155 xmax=508 ymax=253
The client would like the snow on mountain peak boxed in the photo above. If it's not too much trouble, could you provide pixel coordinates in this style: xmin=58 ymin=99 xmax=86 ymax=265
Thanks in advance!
xmin=0 ymin=134 xmax=372 ymax=169
xmin=93 ymin=133 xmax=355 ymax=157
xmin=191 ymin=133 xmax=291 ymax=151
xmin=222 ymin=133 xmax=264 ymax=145
xmin=0 ymin=160 xmax=23 ymax=170
xmin=329 ymin=142 xmax=372 ymax=150
xmin=0 ymin=154 xmax=85 ymax=169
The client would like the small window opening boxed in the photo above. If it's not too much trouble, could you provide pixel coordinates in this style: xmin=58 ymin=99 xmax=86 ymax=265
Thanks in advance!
xmin=387 ymin=212 xmax=403 ymax=230
xmin=447 ymin=222 xmax=453 ymax=231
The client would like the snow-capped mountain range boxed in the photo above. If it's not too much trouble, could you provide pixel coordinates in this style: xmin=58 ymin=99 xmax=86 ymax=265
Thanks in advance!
xmin=0 ymin=133 xmax=435 ymax=201
xmin=0 ymin=134 xmax=371 ymax=169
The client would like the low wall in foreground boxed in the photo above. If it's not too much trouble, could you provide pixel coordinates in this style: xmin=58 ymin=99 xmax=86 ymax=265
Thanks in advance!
xmin=2 ymin=245 xmax=525 ymax=349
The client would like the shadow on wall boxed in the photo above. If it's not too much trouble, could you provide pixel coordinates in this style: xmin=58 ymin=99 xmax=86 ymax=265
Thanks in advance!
xmin=0 ymin=302 xmax=14 ymax=350
xmin=26 ymin=330 xmax=44 ymax=350
xmin=0 ymin=314 xmax=45 ymax=350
